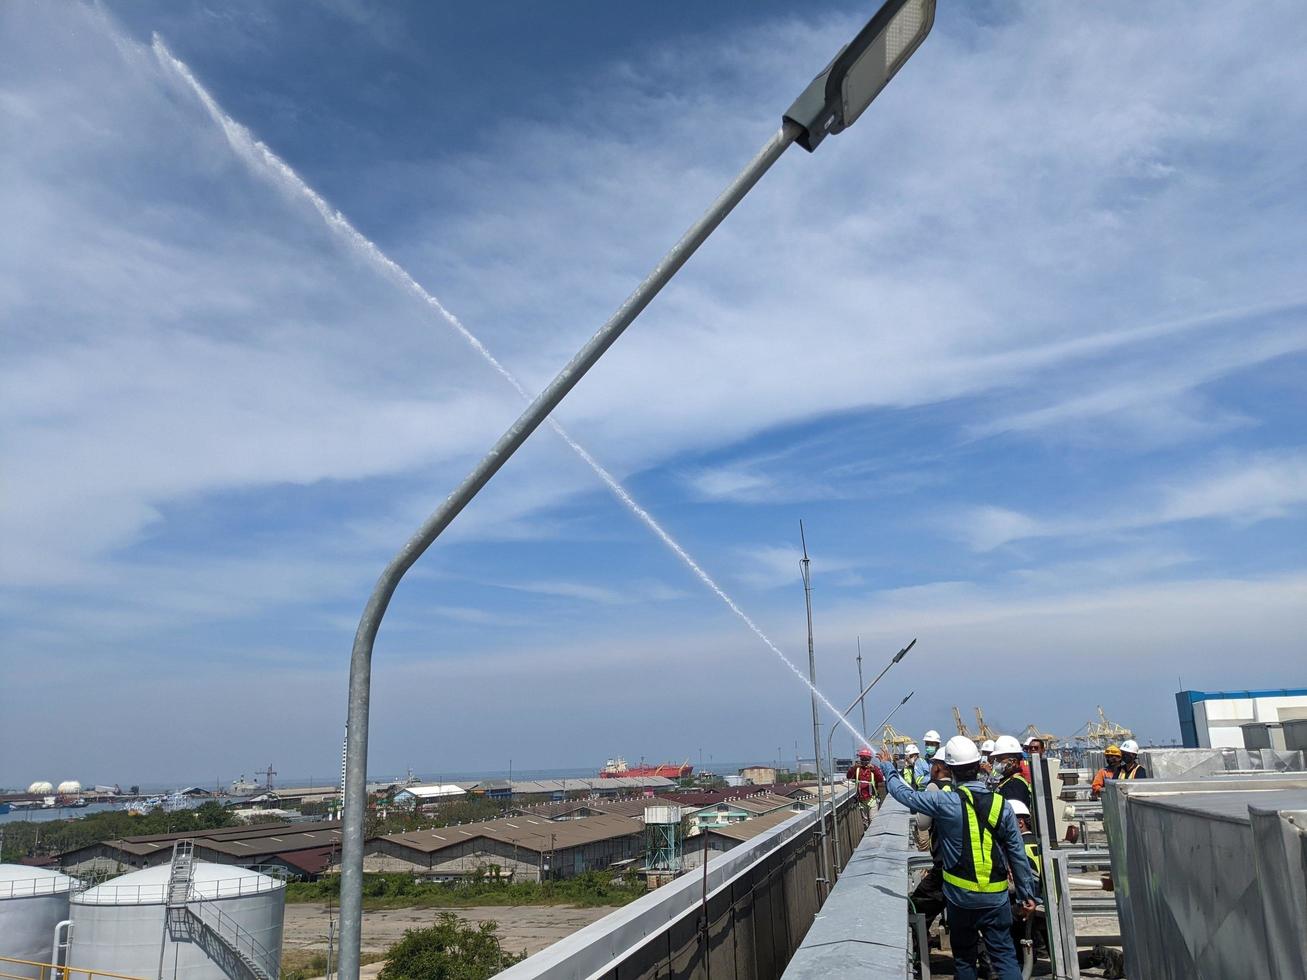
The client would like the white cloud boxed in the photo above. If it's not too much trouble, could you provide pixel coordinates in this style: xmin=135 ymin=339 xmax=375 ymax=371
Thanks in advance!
xmin=955 ymin=450 xmax=1307 ymax=550
xmin=4 ymin=1 xmax=1307 ymax=779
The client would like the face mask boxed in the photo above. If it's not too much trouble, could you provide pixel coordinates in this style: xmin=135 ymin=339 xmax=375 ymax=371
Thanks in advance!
xmin=926 ymin=745 xmax=938 ymax=758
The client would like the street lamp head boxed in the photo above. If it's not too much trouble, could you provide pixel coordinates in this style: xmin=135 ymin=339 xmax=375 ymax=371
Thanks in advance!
xmin=783 ymin=0 xmax=936 ymax=152
xmin=892 ymin=637 xmax=917 ymax=663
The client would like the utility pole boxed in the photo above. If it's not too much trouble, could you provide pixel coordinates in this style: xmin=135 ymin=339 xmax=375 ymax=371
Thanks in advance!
xmin=799 ymin=520 xmax=829 ymax=894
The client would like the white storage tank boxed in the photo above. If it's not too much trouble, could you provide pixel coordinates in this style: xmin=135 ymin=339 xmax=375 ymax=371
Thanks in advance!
xmin=70 ymin=863 xmax=284 ymax=980
xmin=26 ymin=782 xmax=54 ymax=795
xmin=56 ymin=781 xmax=82 ymax=797
xmin=0 ymin=865 xmax=76 ymax=978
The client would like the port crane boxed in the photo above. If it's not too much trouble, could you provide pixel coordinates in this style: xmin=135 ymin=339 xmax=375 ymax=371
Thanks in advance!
xmin=973 ymin=707 xmax=999 ymax=742
xmin=1020 ymin=723 xmax=1059 ymax=749
xmin=880 ymin=724 xmax=914 ymax=756
xmin=952 ymin=706 xmax=973 ymax=738
xmin=1083 ymin=706 xmax=1133 ymax=747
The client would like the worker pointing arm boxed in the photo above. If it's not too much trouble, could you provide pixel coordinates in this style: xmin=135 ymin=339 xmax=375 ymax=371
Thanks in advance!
xmin=878 ymin=737 xmax=1036 ymax=980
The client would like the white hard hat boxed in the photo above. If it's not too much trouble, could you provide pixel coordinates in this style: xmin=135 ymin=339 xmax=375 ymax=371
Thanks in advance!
xmin=1120 ymin=739 xmax=1139 ymax=754
xmin=923 ymin=730 xmax=942 ymax=744
xmin=981 ymin=739 xmax=995 ymax=754
xmin=1021 ymin=733 xmax=1037 ymax=747
xmin=940 ymin=735 xmax=981 ymax=766
xmin=1007 ymin=799 xmax=1031 ymax=819
xmin=905 ymin=743 xmax=921 ymax=757
xmin=992 ymin=735 xmax=1023 ymax=757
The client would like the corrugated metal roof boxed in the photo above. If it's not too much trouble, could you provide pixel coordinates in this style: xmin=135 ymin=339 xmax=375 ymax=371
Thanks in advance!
xmin=66 ymin=821 xmax=342 ymax=860
xmin=513 ymin=795 xmax=673 ymax=820
xmin=704 ymin=809 xmax=801 ymax=843
xmin=380 ymin=812 xmax=642 ymax=855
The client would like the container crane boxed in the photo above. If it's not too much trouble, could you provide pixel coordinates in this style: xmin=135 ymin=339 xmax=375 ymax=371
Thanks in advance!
xmin=973 ymin=707 xmax=998 ymax=742
xmin=1084 ymin=706 xmax=1133 ymax=747
xmin=880 ymin=725 xmax=914 ymax=756
xmin=1020 ymin=723 xmax=1059 ymax=749
xmin=952 ymin=706 xmax=973 ymax=738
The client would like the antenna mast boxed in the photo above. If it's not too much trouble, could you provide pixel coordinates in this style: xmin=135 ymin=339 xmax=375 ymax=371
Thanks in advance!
xmin=799 ymin=520 xmax=829 ymax=893
xmin=855 ymin=636 xmax=868 ymax=743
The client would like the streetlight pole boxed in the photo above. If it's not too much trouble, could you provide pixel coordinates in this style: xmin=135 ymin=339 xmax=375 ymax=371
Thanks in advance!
xmin=798 ymin=521 xmax=827 ymax=894
xmin=828 ymin=689 xmax=914 ymax=873
xmin=337 ymin=3 xmax=937 ymax=973
xmin=856 ymin=636 xmax=868 ymax=744
xmin=819 ymin=638 xmax=915 ymax=880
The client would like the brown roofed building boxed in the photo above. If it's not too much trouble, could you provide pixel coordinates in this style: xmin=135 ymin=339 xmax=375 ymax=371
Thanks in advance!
xmin=360 ymin=812 xmax=644 ymax=882
xmin=681 ymin=809 xmax=803 ymax=869
xmin=58 ymin=821 xmax=342 ymax=879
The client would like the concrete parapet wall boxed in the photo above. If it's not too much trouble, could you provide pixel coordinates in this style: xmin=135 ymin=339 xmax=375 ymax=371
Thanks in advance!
xmin=781 ymin=798 xmax=912 ymax=980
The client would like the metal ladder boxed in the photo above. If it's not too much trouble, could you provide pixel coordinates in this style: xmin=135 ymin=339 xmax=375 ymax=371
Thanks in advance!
xmin=165 ymin=840 xmax=195 ymax=916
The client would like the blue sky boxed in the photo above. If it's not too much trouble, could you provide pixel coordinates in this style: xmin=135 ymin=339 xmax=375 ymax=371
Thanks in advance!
xmin=2 ymin=1 xmax=1305 ymax=787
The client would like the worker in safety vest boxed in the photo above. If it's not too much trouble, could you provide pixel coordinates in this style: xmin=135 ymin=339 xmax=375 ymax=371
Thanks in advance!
xmin=846 ymin=746 xmax=884 ymax=811
xmin=919 ymin=730 xmax=942 ymax=782
xmin=1091 ymin=744 xmax=1123 ymax=799
xmin=1117 ymin=740 xmax=1149 ymax=781
xmin=979 ymin=739 xmax=997 ymax=785
xmin=902 ymin=743 xmax=927 ymax=789
xmin=1006 ymin=799 xmax=1041 ymax=885
xmin=908 ymin=752 xmax=955 ymax=930
xmin=991 ymin=735 xmax=1032 ymax=811
xmin=879 ymin=737 xmax=1037 ymax=980
xmin=1006 ymin=799 xmax=1042 ymax=962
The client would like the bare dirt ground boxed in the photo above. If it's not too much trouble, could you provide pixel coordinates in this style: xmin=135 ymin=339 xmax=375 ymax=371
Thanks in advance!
xmin=283 ymin=902 xmax=621 ymax=962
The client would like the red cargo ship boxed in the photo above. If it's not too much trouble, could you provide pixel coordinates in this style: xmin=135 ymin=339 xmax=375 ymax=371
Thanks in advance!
xmin=599 ymin=757 xmax=693 ymax=779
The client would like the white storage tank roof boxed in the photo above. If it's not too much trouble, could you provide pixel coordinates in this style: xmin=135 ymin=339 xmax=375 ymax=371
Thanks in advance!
xmin=56 ymin=781 xmax=82 ymax=795
xmin=1 ymin=865 xmax=77 ymax=977
xmin=26 ymin=781 xmax=53 ymax=795
xmin=70 ymin=861 xmax=285 ymax=980
xmin=74 ymin=861 xmax=281 ymax=905
xmin=0 ymin=863 xmax=75 ymax=897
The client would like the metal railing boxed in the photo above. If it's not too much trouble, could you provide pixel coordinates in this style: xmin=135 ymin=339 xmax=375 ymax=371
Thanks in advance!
xmin=73 ymin=872 xmax=285 ymax=905
xmin=187 ymin=900 xmax=277 ymax=980
xmin=0 ymin=877 xmax=75 ymax=899
xmin=0 ymin=957 xmax=147 ymax=980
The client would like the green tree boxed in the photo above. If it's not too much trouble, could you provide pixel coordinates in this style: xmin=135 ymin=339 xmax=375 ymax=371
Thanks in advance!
xmin=379 ymin=915 xmax=524 ymax=980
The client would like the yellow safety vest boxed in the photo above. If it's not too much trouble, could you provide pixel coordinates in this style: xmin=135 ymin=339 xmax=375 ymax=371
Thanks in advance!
xmin=1022 ymin=830 xmax=1042 ymax=879
xmin=942 ymin=787 xmax=1009 ymax=894
xmin=1000 ymin=772 xmax=1031 ymax=795
xmin=1119 ymin=762 xmax=1141 ymax=780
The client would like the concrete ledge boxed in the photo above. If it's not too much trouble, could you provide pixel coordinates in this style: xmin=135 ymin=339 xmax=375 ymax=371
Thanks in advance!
xmin=781 ymin=798 xmax=913 ymax=979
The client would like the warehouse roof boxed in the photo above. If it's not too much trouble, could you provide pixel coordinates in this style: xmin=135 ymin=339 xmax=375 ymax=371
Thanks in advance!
xmin=60 ymin=820 xmax=342 ymax=862
xmin=703 ymin=809 xmax=801 ymax=843
xmin=380 ymin=812 xmax=641 ymax=855
xmin=395 ymin=784 xmax=466 ymax=800
xmin=513 ymin=795 xmax=674 ymax=820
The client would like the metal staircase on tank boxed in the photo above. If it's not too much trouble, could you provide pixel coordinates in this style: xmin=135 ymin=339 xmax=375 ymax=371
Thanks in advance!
xmin=160 ymin=839 xmax=275 ymax=980
xmin=186 ymin=900 xmax=276 ymax=980
xmin=164 ymin=840 xmax=196 ymax=928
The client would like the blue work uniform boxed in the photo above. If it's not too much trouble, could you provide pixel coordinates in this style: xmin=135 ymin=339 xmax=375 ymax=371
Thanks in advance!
xmin=913 ymin=756 xmax=932 ymax=784
xmin=879 ymin=761 xmax=1037 ymax=980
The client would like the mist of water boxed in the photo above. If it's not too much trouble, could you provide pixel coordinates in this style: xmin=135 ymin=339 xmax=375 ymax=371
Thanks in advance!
xmin=152 ymin=36 xmax=878 ymax=751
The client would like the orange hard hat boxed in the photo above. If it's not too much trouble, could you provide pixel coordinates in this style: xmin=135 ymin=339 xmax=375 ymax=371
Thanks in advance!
xmin=857 ymin=747 xmax=873 ymax=758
